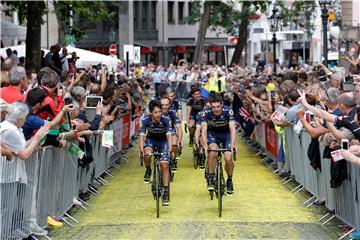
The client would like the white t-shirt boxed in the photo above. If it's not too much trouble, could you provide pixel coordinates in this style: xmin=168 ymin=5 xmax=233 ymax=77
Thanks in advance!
xmin=0 ymin=120 xmax=27 ymax=183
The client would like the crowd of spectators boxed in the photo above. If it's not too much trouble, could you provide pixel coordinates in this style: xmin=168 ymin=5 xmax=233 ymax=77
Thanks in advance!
xmin=0 ymin=39 xmax=359 ymax=237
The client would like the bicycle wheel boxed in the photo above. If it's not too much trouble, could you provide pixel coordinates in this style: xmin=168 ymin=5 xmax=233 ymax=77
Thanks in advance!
xmin=155 ymin=163 xmax=160 ymax=218
xmin=217 ymin=163 xmax=223 ymax=217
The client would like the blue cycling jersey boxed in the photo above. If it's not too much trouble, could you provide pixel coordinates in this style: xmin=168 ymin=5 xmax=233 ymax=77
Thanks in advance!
xmin=162 ymin=109 xmax=181 ymax=129
xmin=170 ymin=98 xmax=181 ymax=112
xmin=201 ymin=106 xmax=235 ymax=133
xmin=139 ymin=115 xmax=172 ymax=140
xmin=187 ymin=97 xmax=205 ymax=118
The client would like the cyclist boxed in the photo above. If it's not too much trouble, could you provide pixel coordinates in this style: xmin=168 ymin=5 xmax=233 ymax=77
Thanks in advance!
xmin=165 ymin=87 xmax=182 ymax=122
xmin=160 ymin=96 xmax=182 ymax=171
xmin=139 ymin=100 xmax=172 ymax=205
xmin=201 ymin=93 xmax=237 ymax=195
xmin=194 ymin=99 xmax=210 ymax=168
xmin=186 ymin=87 xmax=205 ymax=146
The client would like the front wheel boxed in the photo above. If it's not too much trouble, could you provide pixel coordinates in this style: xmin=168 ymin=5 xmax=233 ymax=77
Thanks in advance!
xmin=217 ymin=166 xmax=223 ymax=217
xmin=155 ymin=165 xmax=160 ymax=218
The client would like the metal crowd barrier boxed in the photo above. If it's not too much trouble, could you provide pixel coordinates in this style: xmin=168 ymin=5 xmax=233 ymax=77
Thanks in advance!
xmin=0 ymin=110 xmax=141 ymax=239
xmin=251 ymin=122 xmax=360 ymax=236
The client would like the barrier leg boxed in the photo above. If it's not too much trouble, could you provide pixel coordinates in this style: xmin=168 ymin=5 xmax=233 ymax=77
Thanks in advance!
xmin=318 ymin=213 xmax=330 ymax=222
xmin=88 ymin=185 xmax=100 ymax=195
xmin=261 ymin=156 xmax=270 ymax=163
xmin=43 ymin=235 xmax=52 ymax=240
xmin=98 ymin=176 xmax=109 ymax=185
xmin=305 ymin=198 xmax=318 ymax=208
xmin=291 ymin=184 xmax=303 ymax=193
xmin=266 ymin=162 xmax=275 ymax=169
xmin=60 ymin=216 xmax=73 ymax=227
xmin=338 ymin=228 xmax=354 ymax=240
xmin=104 ymin=170 xmax=114 ymax=178
xmin=95 ymin=178 xmax=107 ymax=186
xmin=78 ymin=198 xmax=89 ymax=208
xmin=321 ymin=215 xmax=335 ymax=225
xmin=64 ymin=212 xmax=79 ymax=224
xmin=303 ymin=195 xmax=316 ymax=205
xmin=111 ymin=162 xmax=121 ymax=169
xmin=272 ymin=169 xmax=280 ymax=174
xmin=294 ymin=186 xmax=305 ymax=194
xmin=88 ymin=188 xmax=99 ymax=197
xmin=255 ymin=151 xmax=263 ymax=156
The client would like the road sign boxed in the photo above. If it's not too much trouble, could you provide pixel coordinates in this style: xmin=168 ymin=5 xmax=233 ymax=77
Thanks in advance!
xmin=123 ymin=44 xmax=134 ymax=61
xmin=65 ymin=35 xmax=76 ymax=44
xmin=133 ymin=47 xmax=141 ymax=64
xmin=109 ymin=44 xmax=117 ymax=56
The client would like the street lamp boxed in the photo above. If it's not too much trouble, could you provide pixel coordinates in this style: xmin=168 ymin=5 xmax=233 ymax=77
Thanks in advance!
xmin=319 ymin=0 xmax=331 ymax=66
xmin=268 ymin=8 xmax=281 ymax=73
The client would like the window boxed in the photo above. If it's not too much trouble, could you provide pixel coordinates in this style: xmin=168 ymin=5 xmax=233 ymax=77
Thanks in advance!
xmin=134 ymin=1 xmax=138 ymax=30
xmin=188 ymin=2 xmax=196 ymax=25
xmin=142 ymin=1 xmax=147 ymax=29
xmin=168 ymin=1 xmax=174 ymax=24
xmin=178 ymin=2 xmax=184 ymax=24
xmin=151 ymin=1 xmax=157 ymax=30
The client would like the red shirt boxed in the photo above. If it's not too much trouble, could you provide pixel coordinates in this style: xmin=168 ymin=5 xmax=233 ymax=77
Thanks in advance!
xmin=0 ymin=86 xmax=23 ymax=103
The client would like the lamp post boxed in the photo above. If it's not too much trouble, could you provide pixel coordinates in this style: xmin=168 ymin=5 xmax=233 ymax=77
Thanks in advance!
xmin=319 ymin=0 xmax=330 ymax=66
xmin=268 ymin=8 xmax=281 ymax=73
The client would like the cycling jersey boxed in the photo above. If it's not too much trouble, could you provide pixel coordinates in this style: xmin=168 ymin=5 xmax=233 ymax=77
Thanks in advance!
xmin=140 ymin=115 xmax=172 ymax=161
xmin=162 ymin=109 xmax=181 ymax=136
xmin=187 ymin=97 xmax=205 ymax=120
xmin=201 ymin=106 xmax=235 ymax=133
xmin=170 ymin=98 xmax=181 ymax=112
xmin=140 ymin=115 xmax=172 ymax=140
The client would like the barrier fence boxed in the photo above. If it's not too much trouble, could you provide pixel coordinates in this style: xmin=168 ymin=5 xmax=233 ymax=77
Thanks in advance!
xmin=251 ymin=121 xmax=360 ymax=235
xmin=0 ymin=111 xmax=142 ymax=240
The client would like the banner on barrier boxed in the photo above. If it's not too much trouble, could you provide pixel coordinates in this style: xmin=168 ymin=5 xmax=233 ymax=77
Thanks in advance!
xmin=108 ymin=119 xmax=122 ymax=158
xmin=130 ymin=119 xmax=135 ymax=138
xmin=265 ymin=122 xmax=278 ymax=158
xmin=255 ymin=123 xmax=266 ymax=148
xmin=122 ymin=113 xmax=131 ymax=149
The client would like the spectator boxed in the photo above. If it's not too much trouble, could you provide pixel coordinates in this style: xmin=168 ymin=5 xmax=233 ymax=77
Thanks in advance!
xmin=36 ymin=67 xmax=64 ymax=120
xmin=49 ymin=44 xmax=62 ymax=75
xmin=60 ymin=47 xmax=69 ymax=73
xmin=0 ymin=66 xmax=28 ymax=103
xmin=44 ymin=45 xmax=55 ymax=67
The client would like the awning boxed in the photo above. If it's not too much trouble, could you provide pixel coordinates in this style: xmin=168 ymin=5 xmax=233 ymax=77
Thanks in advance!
xmin=0 ymin=21 xmax=26 ymax=40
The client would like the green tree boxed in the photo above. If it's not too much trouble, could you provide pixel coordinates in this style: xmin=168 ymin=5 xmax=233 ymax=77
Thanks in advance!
xmin=3 ymin=1 xmax=110 ymax=72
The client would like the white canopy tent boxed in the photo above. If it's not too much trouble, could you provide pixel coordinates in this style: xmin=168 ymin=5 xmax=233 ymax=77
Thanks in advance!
xmin=0 ymin=45 xmax=120 ymax=69
xmin=65 ymin=45 xmax=120 ymax=69
xmin=0 ymin=44 xmax=48 ymax=59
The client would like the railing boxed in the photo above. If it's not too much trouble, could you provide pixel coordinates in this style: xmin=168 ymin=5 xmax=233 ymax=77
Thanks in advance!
xmin=250 ymin=122 xmax=360 ymax=239
xmin=0 ymin=110 xmax=142 ymax=240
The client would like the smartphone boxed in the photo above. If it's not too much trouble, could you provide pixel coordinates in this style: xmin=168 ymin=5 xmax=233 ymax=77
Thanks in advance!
xmin=85 ymin=96 xmax=103 ymax=108
xmin=309 ymin=113 xmax=315 ymax=124
xmin=341 ymin=139 xmax=349 ymax=150
xmin=270 ymin=91 xmax=276 ymax=99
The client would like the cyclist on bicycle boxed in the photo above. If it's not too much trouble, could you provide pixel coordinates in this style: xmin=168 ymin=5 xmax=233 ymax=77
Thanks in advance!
xmin=186 ymin=87 xmax=205 ymax=146
xmin=139 ymin=100 xmax=172 ymax=205
xmin=201 ymin=93 xmax=237 ymax=195
xmin=160 ymin=96 xmax=182 ymax=171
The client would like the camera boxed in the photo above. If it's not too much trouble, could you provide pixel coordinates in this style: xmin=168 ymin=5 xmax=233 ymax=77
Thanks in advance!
xmin=318 ymin=75 xmax=328 ymax=82
xmin=341 ymin=75 xmax=355 ymax=92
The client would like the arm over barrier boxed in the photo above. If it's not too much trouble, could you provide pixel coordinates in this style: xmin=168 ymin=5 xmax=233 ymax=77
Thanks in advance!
xmin=0 ymin=110 xmax=142 ymax=239
xmin=253 ymin=121 xmax=360 ymax=229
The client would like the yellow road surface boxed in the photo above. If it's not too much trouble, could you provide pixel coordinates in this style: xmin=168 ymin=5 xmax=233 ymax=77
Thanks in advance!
xmin=50 ymin=138 xmax=340 ymax=239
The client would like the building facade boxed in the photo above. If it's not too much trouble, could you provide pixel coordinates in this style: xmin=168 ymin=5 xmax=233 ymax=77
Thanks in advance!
xmin=73 ymin=1 xmax=233 ymax=66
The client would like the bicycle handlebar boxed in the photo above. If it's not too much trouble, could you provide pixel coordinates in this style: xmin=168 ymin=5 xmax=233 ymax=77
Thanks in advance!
xmin=207 ymin=149 xmax=232 ymax=152
xmin=143 ymin=152 xmax=167 ymax=157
